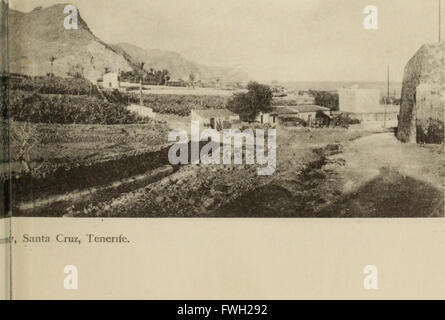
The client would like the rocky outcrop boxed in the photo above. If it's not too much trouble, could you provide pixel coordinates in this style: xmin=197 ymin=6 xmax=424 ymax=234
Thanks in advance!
xmin=397 ymin=43 xmax=445 ymax=143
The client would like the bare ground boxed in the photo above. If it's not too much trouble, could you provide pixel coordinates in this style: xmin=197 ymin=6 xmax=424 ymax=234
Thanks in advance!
xmin=12 ymin=124 xmax=444 ymax=218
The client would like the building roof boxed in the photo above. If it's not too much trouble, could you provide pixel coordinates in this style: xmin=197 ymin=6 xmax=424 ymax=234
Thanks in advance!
xmin=271 ymin=105 xmax=330 ymax=114
xmin=192 ymin=109 xmax=238 ymax=118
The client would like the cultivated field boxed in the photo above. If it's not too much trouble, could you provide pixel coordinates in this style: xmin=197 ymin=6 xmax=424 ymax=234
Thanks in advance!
xmin=122 ymin=82 xmax=246 ymax=97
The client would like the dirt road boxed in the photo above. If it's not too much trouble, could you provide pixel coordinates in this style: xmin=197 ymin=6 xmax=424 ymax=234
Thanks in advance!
xmin=320 ymin=132 xmax=444 ymax=217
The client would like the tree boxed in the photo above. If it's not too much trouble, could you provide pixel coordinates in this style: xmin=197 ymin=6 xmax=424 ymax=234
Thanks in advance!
xmin=188 ymin=73 xmax=196 ymax=89
xmin=309 ymin=90 xmax=339 ymax=111
xmin=67 ymin=63 xmax=85 ymax=79
xmin=227 ymin=81 xmax=273 ymax=121
xmin=138 ymin=62 xmax=145 ymax=105
xmin=49 ymin=56 xmax=56 ymax=77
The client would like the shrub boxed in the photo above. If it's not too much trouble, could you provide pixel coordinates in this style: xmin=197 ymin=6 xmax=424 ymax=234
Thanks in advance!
xmin=125 ymin=93 xmax=228 ymax=116
xmin=308 ymin=90 xmax=339 ymax=111
xmin=10 ymin=75 xmax=98 ymax=96
xmin=8 ymin=91 xmax=150 ymax=125
xmin=417 ymin=119 xmax=444 ymax=144
xmin=330 ymin=113 xmax=360 ymax=128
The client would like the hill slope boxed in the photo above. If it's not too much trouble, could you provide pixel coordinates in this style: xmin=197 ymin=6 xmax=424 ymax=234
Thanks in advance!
xmin=9 ymin=4 xmax=249 ymax=84
xmin=9 ymin=4 xmax=134 ymax=81
xmin=113 ymin=42 xmax=249 ymax=83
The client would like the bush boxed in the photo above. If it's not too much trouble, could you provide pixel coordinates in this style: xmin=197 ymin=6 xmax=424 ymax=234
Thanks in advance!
xmin=10 ymin=75 xmax=97 ymax=96
xmin=416 ymin=119 xmax=444 ymax=144
xmin=308 ymin=90 xmax=339 ymax=111
xmin=125 ymin=93 xmax=228 ymax=116
xmin=8 ymin=91 xmax=150 ymax=125
xmin=330 ymin=113 xmax=360 ymax=128
xmin=281 ymin=117 xmax=307 ymax=127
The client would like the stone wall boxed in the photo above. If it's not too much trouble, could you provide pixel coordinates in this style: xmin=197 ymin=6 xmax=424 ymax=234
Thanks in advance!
xmin=397 ymin=43 xmax=445 ymax=143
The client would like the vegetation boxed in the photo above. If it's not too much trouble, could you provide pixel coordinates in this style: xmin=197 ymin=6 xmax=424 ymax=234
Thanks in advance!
xmin=125 ymin=93 xmax=228 ymax=116
xmin=10 ymin=74 xmax=97 ymax=95
xmin=120 ymin=68 xmax=170 ymax=85
xmin=308 ymin=90 xmax=339 ymax=111
xmin=330 ymin=113 xmax=360 ymax=128
xmin=417 ymin=119 xmax=444 ymax=144
xmin=8 ymin=91 xmax=149 ymax=125
xmin=227 ymin=81 xmax=273 ymax=121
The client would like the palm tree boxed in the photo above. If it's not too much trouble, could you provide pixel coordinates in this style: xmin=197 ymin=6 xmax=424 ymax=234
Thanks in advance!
xmin=139 ymin=62 xmax=145 ymax=105
xmin=49 ymin=56 xmax=56 ymax=77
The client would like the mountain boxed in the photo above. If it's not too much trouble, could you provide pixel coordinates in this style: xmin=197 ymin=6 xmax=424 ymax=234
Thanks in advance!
xmin=9 ymin=4 xmax=249 ymax=84
xmin=112 ymin=42 xmax=249 ymax=83
xmin=9 ymin=4 xmax=134 ymax=81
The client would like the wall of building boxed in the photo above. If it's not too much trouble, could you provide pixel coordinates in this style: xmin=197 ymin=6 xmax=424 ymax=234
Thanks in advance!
xmin=298 ymin=112 xmax=316 ymax=122
xmin=103 ymin=73 xmax=119 ymax=89
xmin=338 ymin=88 xmax=380 ymax=113
xmin=256 ymin=112 xmax=277 ymax=124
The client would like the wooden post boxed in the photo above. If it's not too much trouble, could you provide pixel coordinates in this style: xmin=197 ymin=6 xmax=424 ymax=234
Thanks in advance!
xmin=439 ymin=0 xmax=442 ymax=43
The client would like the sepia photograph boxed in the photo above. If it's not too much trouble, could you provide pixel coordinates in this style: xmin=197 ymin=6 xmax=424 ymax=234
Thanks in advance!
xmin=2 ymin=0 xmax=444 ymax=218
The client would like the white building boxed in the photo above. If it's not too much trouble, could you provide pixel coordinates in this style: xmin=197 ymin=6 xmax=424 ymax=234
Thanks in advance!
xmin=103 ymin=70 xmax=120 ymax=89
xmin=338 ymin=87 xmax=380 ymax=113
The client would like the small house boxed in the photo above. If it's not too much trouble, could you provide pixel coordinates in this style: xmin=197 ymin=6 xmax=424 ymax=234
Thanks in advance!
xmin=191 ymin=109 xmax=239 ymax=130
xmin=257 ymin=105 xmax=331 ymax=126
xmin=103 ymin=71 xmax=120 ymax=89
xmin=286 ymin=105 xmax=331 ymax=123
xmin=167 ymin=79 xmax=186 ymax=87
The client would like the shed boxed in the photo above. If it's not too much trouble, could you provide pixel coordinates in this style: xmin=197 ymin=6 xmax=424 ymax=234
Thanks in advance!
xmin=191 ymin=109 xmax=239 ymax=130
xmin=257 ymin=105 xmax=331 ymax=125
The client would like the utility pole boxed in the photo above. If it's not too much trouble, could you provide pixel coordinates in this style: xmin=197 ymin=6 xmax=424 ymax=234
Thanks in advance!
xmin=384 ymin=65 xmax=390 ymax=128
xmin=440 ymin=0 xmax=442 ymax=43
xmin=387 ymin=65 xmax=390 ymax=104
xmin=139 ymin=62 xmax=145 ymax=106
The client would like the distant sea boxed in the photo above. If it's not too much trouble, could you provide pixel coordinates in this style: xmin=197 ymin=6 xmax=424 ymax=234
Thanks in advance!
xmin=278 ymin=81 xmax=403 ymax=98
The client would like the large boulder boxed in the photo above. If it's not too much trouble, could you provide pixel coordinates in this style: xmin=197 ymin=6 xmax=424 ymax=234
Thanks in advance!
xmin=397 ymin=43 xmax=445 ymax=143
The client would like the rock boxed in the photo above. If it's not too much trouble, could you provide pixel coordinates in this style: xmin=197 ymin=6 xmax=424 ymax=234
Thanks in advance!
xmin=155 ymin=196 xmax=165 ymax=204
xmin=203 ymin=198 xmax=214 ymax=208
xmin=397 ymin=42 xmax=445 ymax=143
xmin=214 ymin=184 xmax=230 ymax=192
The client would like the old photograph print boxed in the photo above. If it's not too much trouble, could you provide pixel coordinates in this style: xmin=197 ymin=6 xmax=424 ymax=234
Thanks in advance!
xmin=3 ymin=0 xmax=444 ymax=218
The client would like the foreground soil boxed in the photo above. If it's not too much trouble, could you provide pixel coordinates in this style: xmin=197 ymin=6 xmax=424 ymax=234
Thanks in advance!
xmin=66 ymin=127 xmax=393 ymax=218
xmin=12 ymin=124 xmax=444 ymax=218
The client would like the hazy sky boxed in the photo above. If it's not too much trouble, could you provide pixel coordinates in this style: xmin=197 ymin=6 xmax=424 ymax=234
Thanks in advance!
xmin=10 ymin=0 xmax=444 ymax=82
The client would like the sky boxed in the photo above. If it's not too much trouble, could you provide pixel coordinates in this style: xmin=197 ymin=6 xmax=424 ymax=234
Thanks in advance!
xmin=9 ymin=0 xmax=444 ymax=82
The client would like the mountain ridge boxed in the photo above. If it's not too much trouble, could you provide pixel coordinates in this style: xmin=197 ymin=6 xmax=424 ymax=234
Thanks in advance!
xmin=9 ymin=4 xmax=249 ymax=84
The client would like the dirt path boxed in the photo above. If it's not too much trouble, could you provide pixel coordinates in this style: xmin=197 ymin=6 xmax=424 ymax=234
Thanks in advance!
xmin=320 ymin=132 xmax=444 ymax=217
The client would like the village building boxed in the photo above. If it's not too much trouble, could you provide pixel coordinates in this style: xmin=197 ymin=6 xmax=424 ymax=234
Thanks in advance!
xmin=191 ymin=109 xmax=239 ymax=130
xmin=338 ymin=87 xmax=380 ymax=113
xmin=167 ymin=79 xmax=186 ymax=87
xmin=257 ymin=105 xmax=331 ymax=126
xmin=103 ymin=70 xmax=120 ymax=89
xmin=338 ymin=86 xmax=399 ymax=129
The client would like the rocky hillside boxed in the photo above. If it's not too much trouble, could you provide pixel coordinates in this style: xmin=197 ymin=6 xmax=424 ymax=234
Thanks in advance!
xmin=9 ymin=4 xmax=249 ymax=84
xmin=113 ymin=42 xmax=249 ymax=83
xmin=9 ymin=4 xmax=134 ymax=82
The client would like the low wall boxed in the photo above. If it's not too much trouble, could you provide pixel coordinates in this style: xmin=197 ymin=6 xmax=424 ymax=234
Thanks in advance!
xmin=348 ymin=111 xmax=399 ymax=128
